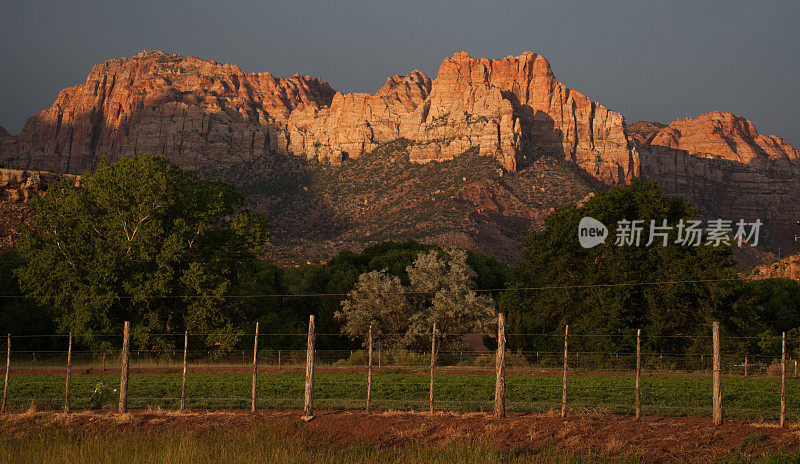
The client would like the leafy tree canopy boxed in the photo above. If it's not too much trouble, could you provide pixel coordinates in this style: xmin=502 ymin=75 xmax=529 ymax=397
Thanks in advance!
xmin=15 ymin=154 xmax=269 ymax=350
xmin=501 ymin=179 xmax=750 ymax=355
xmin=336 ymin=248 xmax=496 ymax=349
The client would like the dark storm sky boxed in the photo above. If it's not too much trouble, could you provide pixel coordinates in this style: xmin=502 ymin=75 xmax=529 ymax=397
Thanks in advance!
xmin=1 ymin=0 xmax=798 ymax=145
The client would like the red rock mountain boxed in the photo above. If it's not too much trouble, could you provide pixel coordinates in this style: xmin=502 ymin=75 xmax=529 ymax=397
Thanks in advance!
xmin=634 ymin=112 xmax=800 ymax=253
xmin=0 ymin=50 xmax=633 ymax=183
xmin=0 ymin=50 xmax=336 ymax=173
xmin=1 ymin=50 xmax=799 ymax=258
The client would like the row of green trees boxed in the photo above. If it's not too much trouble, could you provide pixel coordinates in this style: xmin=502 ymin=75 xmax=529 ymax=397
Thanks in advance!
xmin=1 ymin=155 xmax=799 ymax=360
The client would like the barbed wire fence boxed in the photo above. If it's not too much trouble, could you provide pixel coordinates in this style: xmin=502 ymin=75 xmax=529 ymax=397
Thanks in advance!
xmin=0 ymin=315 xmax=797 ymax=426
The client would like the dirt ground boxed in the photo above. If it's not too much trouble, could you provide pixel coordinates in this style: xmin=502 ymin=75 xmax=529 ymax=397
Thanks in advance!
xmin=2 ymin=409 xmax=799 ymax=463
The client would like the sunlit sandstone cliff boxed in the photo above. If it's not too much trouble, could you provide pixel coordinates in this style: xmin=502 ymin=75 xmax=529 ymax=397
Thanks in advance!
xmin=0 ymin=50 xmax=633 ymax=183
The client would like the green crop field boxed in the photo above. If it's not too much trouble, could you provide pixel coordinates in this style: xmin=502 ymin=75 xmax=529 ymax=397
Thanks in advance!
xmin=3 ymin=371 xmax=795 ymax=420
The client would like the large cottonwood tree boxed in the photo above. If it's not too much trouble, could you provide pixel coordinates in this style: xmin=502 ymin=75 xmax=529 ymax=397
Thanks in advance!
xmin=15 ymin=154 xmax=269 ymax=350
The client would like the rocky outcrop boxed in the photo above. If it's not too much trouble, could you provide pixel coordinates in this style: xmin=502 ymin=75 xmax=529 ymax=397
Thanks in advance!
xmin=626 ymin=121 xmax=666 ymax=145
xmin=747 ymin=253 xmax=800 ymax=282
xmin=636 ymin=111 xmax=800 ymax=164
xmin=0 ymin=50 xmax=632 ymax=181
xmin=0 ymin=168 xmax=77 ymax=202
xmin=284 ymin=70 xmax=433 ymax=164
xmin=424 ymin=52 xmax=633 ymax=183
xmin=634 ymin=112 xmax=800 ymax=252
xmin=0 ymin=126 xmax=9 ymax=162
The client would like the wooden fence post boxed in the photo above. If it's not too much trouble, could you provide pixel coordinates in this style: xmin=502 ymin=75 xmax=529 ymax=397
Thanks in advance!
xmin=251 ymin=322 xmax=259 ymax=412
xmin=64 ymin=332 xmax=72 ymax=413
xmin=561 ymin=325 xmax=569 ymax=418
xmin=366 ymin=323 xmax=373 ymax=413
xmin=495 ymin=313 xmax=506 ymax=418
xmin=2 ymin=334 xmax=10 ymax=413
xmin=303 ymin=315 xmax=316 ymax=417
xmin=180 ymin=330 xmax=188 ymax=411
xmin=635 ymin=328 xmax=641 ymax=421
xmin=744 ymin=356 xmax=748 ymax=377
xmin=119 ymin=322 xmax=130 ymax=413
xmin=102 ymin=351 xmax=106 ymax=373
xmin=429 ymin=323 xmax=437 ymax=415
xmin=278 ymin=350 xmax=282 ymax=370
xmin=781 ymin=332 xmax=786 ymax=428
xmin=712 ymin=321 xmax=722 ymax=426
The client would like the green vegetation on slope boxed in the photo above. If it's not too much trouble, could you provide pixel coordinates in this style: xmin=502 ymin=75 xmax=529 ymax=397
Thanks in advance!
xmin=205 ymin=139 xmax=595 ymax=260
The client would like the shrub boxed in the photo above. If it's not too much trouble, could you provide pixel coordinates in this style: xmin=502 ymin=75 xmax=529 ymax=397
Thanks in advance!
xmin=766 ymin=361 xmax=783 ymax=377
xmin=89 ymin=382 xmax=117 ymax=409
xmin=388 ymin=349 xmax=430 ymax=367
xmin=332 ymin=350 xmax=369 ymax=366
xmin=473 ymin=355 xmax=495 ymax=368
xmin=473 ymin=351 xmax=529 ymax=368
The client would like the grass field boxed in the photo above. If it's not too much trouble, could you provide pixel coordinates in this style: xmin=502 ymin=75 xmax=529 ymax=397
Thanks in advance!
xmin=0 ymin=424 xmax=638 ymax=464
xmin=2 ymin=410 xmax=800 ymax=464
xmin=3 ymin=371 xmax=795 ymax=420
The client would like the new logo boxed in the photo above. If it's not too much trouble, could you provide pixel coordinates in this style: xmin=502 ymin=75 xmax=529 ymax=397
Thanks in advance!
xmin=578 ymin=217 xmax=608 ymax=249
